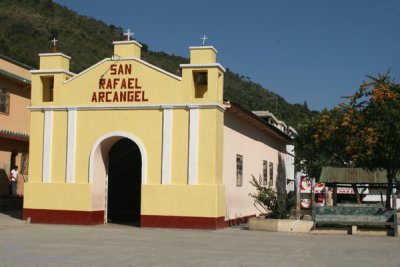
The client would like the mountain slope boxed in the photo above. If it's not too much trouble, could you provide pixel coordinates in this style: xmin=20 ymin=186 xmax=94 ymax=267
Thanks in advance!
xmin=0 ymin=0 xmax=317 ymax=129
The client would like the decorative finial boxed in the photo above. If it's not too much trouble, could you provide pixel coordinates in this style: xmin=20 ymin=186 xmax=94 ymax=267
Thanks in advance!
xmin=123 ymin=28 xmax=134 ymax=41
xmin=201 ymin=34 xmax=208 ymax=46
xmin=51 ymin=37 xmax=58 ymax=53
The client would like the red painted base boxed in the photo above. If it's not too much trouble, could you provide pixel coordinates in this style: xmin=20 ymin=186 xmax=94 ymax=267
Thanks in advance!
xmin=225 ymin=214 xmax=256 ymax=227
xmin=23 ymin=209 xmax=254 ymax=229
xmin=141 ymin=215 xmax=226 ymax=229
xmin=23 ymin=209 xmax=104 ymax=225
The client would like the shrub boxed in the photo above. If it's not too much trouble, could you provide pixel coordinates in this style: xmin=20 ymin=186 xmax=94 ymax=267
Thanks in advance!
xmin=249 ymin=175 xmax=287 ymax=219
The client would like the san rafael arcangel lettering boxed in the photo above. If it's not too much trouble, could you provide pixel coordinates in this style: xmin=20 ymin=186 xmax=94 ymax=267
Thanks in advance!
xmin=91 ymin=64 xmax=148 ymax=103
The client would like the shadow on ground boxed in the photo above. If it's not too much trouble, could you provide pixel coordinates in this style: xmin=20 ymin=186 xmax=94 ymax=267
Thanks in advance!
xmin=0 ymin=197 xmax=23 ymax=220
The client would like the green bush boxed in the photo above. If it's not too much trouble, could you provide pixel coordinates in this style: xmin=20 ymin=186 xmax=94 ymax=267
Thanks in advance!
xmin=249 ymin=175 xmax=287 ymax=219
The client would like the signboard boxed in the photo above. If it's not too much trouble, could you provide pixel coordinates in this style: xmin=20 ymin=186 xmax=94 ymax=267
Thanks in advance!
xmin=300 ymin=176 xmax=326 ymax=208
xmin=299 ymin=176 xmax=371 ymax=209
xmin=300 ymin=177 xmax=368 ymax=194
xmin=300 ymin=176 xmax=325 ymax=193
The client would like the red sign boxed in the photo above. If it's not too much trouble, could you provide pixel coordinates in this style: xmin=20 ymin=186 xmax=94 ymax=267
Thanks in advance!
xmin=300 ymin=177 xmax=325 ymax=193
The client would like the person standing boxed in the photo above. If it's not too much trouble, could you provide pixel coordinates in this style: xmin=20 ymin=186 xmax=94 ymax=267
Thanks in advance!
xmin=10 ymin=166 xmax=18 ymax=197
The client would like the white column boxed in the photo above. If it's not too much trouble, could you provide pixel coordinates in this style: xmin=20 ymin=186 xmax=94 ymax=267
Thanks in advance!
xmin=188 ymin=106 xmax=199 ymax=185
xmin=161 ymin=107 xmax=172 ymax=184
xmin=66 ymin=108 xmax=77 ymax=183
xmin=42 ymin=110 xmax=53 ymax=183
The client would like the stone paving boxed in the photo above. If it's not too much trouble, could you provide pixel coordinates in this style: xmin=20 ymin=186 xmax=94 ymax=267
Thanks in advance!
xmin=0 ymin=211 xmax=399 ymax=267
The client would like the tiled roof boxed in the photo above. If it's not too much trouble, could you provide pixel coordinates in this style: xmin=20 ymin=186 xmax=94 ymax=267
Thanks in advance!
xmin=0 ymin=130 xmax=29 ymax=142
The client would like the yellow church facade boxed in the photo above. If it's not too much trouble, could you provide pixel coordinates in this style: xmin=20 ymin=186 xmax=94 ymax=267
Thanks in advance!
xmin=24 ymin=38 xmax=293 ymax=228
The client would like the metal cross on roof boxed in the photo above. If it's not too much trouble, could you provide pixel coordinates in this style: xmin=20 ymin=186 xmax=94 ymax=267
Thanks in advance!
xmin=51 ymin=37 xmax=58 ymax=52
xmin=201 ymin=34 xmax=208 ymax=46
xmin=124 ymin=29 xmax=134 ymax=41
xmin=51 ymin=37 xmax=58 ymax=47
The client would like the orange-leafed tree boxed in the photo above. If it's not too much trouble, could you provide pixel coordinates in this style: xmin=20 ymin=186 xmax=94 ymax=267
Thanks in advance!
xmin=345 ymin=74 xmax=400 ymax=208
xmin=295 ymin=74 xmax=400 ymax=208
xmin=294 ymin=108 xmax=352 ymax=179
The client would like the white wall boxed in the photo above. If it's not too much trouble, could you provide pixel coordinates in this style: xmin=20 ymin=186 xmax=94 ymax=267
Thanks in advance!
xmin=223 ymin=111 xmax=289 ymax=221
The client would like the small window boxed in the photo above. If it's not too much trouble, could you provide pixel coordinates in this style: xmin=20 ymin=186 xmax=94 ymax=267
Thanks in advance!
xmin=0 ymin=88 xmax=10 ymax=114
xmin=41 ymin=76 xmax=54 ymax=102
xmin=194 ymin=71 xmax=208 ymax=85
xmin=262 ymin=160 xmax=268 ymax=186
xmin=236 ymin=154 xmax=243 ymax=187
xmin=268 ymin=162 xmax=274 ymax=187
xmin=193 ymin=71 xmax=208 ymax=98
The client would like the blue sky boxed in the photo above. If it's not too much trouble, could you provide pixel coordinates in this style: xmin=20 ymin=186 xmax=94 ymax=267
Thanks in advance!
xmin=53 ymin=0 xmax=399 ymax=111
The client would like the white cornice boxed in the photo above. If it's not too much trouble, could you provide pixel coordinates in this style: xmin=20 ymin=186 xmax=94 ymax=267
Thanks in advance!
xmin=189 ymin=46 xmax=218 ymax=53
xmin=39 ymin=53 xmax=71 ymax=60
xmin=180 ymin=63 xmax=226 ymax=73
xmin=62 ymin=58 xmax=110 ymax=84
xmin=30 ymin=69 xmax=75 ymax=76
xmin=64 ymin=57 xmax=182 ymax=84
xmin=29 ymin=106 xmax=67 ymax=111
xmin=123 ymin=57 xmax=182 ymax=80
xmin=113 ymin=40 xmax=143 ymax=48
xmin=28 ymin=103 xmax=226 ymax=112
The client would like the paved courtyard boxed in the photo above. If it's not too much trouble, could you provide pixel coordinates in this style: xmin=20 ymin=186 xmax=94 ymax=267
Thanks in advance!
xmin=0 ymin=211 xmax=399 ymax=267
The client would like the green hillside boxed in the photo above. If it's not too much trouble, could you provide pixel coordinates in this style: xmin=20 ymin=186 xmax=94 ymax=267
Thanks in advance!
xmin=0 ymin=0 xmax=317 ymax=129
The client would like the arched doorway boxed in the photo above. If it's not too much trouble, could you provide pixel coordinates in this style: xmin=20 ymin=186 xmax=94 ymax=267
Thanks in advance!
xmin=107 ymin=138 xmax=142 ymax=225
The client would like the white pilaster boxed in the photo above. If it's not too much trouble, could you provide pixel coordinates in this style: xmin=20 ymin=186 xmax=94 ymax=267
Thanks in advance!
xmin=66 ymin=108 xmax=77 ymax=183
xmin=188 ymin=106 xmax=199 ymax=185
xmin=161 ymin=107 xmax=172 ymax=184
xmin=42 ymin=110 xmax=53 ymax=183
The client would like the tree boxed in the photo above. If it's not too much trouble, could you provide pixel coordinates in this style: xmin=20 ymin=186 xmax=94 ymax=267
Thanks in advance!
xmin=294 ymin=107 xmax=351 ymax=178
xmin=295 ymin=74 xmax=400 ymax=208
xmin=343 ymin=74 xmax=400 ymax=207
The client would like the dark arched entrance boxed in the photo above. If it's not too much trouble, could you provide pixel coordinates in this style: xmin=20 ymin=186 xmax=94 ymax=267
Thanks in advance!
xmin=107 ymin=138 xmax=141 ymax=225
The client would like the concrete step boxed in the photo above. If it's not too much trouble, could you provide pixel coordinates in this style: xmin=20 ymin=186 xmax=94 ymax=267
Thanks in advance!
xmin=310 ymin=228 xmax=349 ymax=235
xmin=354 ymin=228 xmax=389 ymax=236
xmin=311 ymin=227 xmax=391 ymax=236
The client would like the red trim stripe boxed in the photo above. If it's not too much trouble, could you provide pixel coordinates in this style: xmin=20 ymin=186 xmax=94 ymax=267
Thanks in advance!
xmin=141 ymin=215 xmax=226 ymax=229
xmin=23 ymin=209 xmax=104 ymax=225
xmin=23 ymin=208 xmax=255 ymax=229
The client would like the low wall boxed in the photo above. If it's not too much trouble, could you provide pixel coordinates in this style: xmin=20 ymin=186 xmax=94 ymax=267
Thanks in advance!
xmin=249 ymin=218 xmax=313 ymax=233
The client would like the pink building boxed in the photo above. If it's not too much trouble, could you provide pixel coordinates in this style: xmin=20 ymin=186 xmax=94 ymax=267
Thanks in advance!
xmin=0 ymin=55 xmax=31 ymax=196
xmin=223 ymin=102 xmax=295 ymax=224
